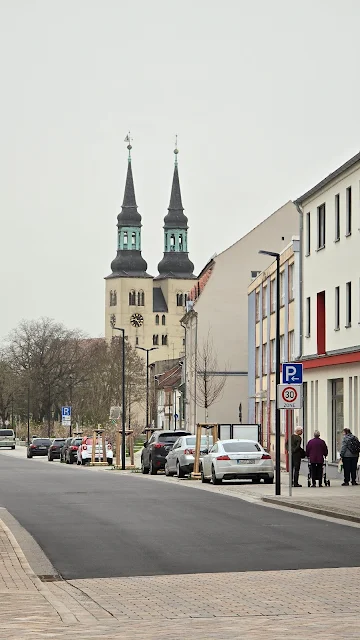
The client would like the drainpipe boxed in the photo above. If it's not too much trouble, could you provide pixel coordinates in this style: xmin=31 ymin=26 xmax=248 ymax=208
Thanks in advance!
xmin=180 ymin=321 xmax=187 ymax=428
xmin=295 ymin=203 xmax=304 ymax=359
xmin=194 ymin=311 xmax=198 ymax=433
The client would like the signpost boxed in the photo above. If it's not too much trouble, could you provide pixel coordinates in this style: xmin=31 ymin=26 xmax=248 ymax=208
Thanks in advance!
xmin=277 ymin=384 xmax=302 ymax=409
xmin=61 ymin=406 xmax=71 ymax=427
xmin=278 ymin=362 xmax=304 ymax=497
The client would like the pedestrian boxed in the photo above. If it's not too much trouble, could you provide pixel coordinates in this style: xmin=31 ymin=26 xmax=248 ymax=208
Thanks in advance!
xmin=286 ymin=427 xmax=305 ymax=487
xmin=306 ymin=430 xmax=328 ymax=487
xmin=340 ymin=428 xmax=360 ymax=486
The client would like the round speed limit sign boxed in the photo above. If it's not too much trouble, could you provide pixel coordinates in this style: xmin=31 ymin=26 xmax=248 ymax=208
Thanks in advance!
xmin=282 ymin=386 xmax=298 ymax=402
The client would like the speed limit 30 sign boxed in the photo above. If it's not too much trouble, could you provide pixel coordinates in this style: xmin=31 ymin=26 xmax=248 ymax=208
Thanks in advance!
xmin=277 ymin=384 xmax=303 ymax=409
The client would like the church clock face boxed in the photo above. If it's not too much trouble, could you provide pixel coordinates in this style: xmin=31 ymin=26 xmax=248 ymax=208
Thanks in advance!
xmin=130 ymin=313 xmax=144 ymax=328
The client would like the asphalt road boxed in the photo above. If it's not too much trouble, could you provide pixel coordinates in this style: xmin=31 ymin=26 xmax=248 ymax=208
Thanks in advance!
xmin=0 ymin=451 xmax=359 ymax=580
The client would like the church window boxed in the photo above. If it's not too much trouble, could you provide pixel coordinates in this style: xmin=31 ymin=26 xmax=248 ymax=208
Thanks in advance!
xmin=138 ymin=290 xmax=145 ymax=306
xmin=184 ymin=293 xmax=187 ymax=305
xmin=162 ymin=335 xmax=168 ymax=346
xmin=162 ymin=314 xmax=166 ymax=325
xmin=179 ymin=234 xmax=183 ymax=250
xmin=113 ymin=291 xmax=117 ymax=306
xmin=136 ymin=337 xmax=139 ymax=346
xmin=123 ymin=231 xmax=128 ymax=247
xmin=155 ymin=315 xmax=159 ymax=325
xmin=153 ymin=334 xmax=159 ymax=346
xmin=170 ymin=234 xmax=176 ymax=251
xmin=176 ymin=293 xmax=183 ymax=307
xmin=129 ymin=290 xmax=136 ymax=305
xmin=110 ymin=290 xmax=113 ymax=306
xmin=110 ymin=314 xmax=116 ymax=328
xmin=131 ymin=232 xmax=136 ymax=249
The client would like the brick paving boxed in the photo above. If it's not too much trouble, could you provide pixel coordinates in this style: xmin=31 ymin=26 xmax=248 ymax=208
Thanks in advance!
xmin=263 ymin=494 xmax=360 ymax=522
xmin=1 ymin=515 xmax=360 ymax=639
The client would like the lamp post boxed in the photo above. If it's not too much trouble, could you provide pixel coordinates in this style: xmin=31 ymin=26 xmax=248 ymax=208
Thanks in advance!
xmin=11 ymin=394 xmax=14 ymax=434
xmin=136 ymin=347 xmax=158 ymax=431
xmin=47 ymin=384 xmax=51 ymax=438
xmin=259 ymin=249 xmax=281 ymax=496
xmin=27 ymin=385 xmax=30 ymax=445
xmin=113 ymin=327 xmax=126 ymax=470
xmin=69 ymin=374 xmax=73 ymax=437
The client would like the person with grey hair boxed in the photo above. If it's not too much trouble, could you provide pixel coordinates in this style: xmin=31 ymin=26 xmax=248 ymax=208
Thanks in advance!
xmin=306 ymin=430 xmax=328 ymax=487
xmin=286 ymin=427 xmax=304 ymax=487
xmin=340 ymin=428 xmax=360 ymax=486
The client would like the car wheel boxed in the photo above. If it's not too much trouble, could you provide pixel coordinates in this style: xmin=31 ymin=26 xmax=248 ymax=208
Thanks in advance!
xmin=76 ymin=458 xmax=81 ymax=466
xmin=141 ymin=458 xmax=149 ymax=474
xmin=12 ymin=446 xmax=15 ymax=450
xmin=107 ymin=458 xmax=113 ymax=466
xmin=81 ymin=458 xmax=87 ymax=466
xmin=65 ymin=454 xmax=70 ymax=464
xmin=264 ymin=477 xmax=274 ymax=484
xmin=211 ymin=466 xmax=222 ymax=485
xmin=48 ymin=456 xmax=53 ymax=462
xmin=176 ymin=461 xmax=185 ymax=478
xmin=149 ymin=458 xmax=158 ymax=475
xmin=252 ymin=478 xmax=261 ymax=483
xmin=165 ymin=462 xmax=172 ymax=477
xmin=201 ymin=465 xmax=210 ymax=483
xmin=27 ymin=452 xmax=32 ymax=459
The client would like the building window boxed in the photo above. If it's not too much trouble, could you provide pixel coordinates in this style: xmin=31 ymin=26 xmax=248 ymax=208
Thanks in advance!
xmin=288 ymin=263 xmax=294 ymax=300
xmin=346 ymin=281 xmax=352 ymax=327
xmin=155 ymin=314 xmax=159 ymax=325
xmin=306 ymin=297 xmax=311 ymax=337
xmin=270 ymin=279 xmax=276 ymax=313
xmin=123 ymin=231 xmax=128 ymax=247
xmin=162 ymin=335 xmax=168 ymax=346
xmin=288 ymin=330 xmax=295 ymax=361
xmin=262 ymin=285 xmax=267 ymax=318
xmin=346 ymin=187 xmax=352 ymax=236
xmin=177 ymin=293 xmax=183 ymax=306
xmin=280 ymin=335 xmax=285 ymax=363
xmin=335 ymin=286 xmax=340 ymax=330
xmin=110 ymin=290 xmax=115 ymax=306
xmin=262 ymin=343 xmax=268 ymax=375
xmin=280 ymin=271 xmax=285 ymax=306
xmin=138 ymin=290 xmax=145 ymax=306
xmin=170 ymin=234 xmax=176 ymax=251
xmin=179 ymin=234 xmax=183 ymax=250
xmin=162 ymin=314 xmax=166 ymax=325
xmin=317 ymin=291 xmax=326 ymax=355
xmin=335 ymin=194 xmax=340 ymax=241
xmin=255 ymin=291 xmax=260 ymax=322
xmin=153 ymin=334 xmax=159 ymax=346
xmin=255 ymin=346 xmax=260 ymax=378
xmin=317 ymin=203 xmax=326 ymax=249
xmin=110 ymin=314 xmax=116 ymax=328
xmin=270 ymin=339 xmax=276 ymax=372
xmin=306 ymin=212 xmax=311 ymax=255
xmin=131 ymin=231 xmax=136 ymax=249
xmin=129 ymin=290 xmax=136 ymax=305
xmin=135 ymin=337 xmax=139 ymax=346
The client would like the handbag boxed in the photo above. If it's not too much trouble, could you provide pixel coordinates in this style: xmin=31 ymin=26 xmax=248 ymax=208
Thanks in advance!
xmin=300 ymin=447 xmax=306 ymax=459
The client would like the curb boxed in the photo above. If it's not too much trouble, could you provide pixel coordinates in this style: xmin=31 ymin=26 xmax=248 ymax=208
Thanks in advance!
xmin=262 ymin=497 xmax=360 ymax=523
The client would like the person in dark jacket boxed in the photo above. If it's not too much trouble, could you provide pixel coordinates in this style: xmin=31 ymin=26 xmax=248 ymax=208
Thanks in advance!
xmin=287 ymin=427 xmax=303 ymax=487
xmin=340 ymin=428 xmax=359 ymax=486
xmin=306 ymin=431 xmax=328 ymax=487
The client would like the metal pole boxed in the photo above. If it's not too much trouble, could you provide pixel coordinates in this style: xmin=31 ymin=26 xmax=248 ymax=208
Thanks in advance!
xmin=48 ymin=384 xmax=51 ymax=438
xmin=174 ymin=390 xmax=177 ymax=430
xmin=121 ymin=330 xmax=126 ymax=470
xmin=27 ymin=385 xmax=30 ymax=445
xmin=275 ymin=254 xmax=281 ymax=495
xmin=288 ymin=410 xmax=293 ymax=497
xmin=146 ymin=350 xmax=149 ymax=431
xmin=69 ymin=377 xmax=73 ymax=437
xmin=11 ymin=395 xmax=14 ymax=434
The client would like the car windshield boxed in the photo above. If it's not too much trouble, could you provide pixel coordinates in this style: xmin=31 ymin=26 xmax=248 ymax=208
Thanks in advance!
xmin=53 ymin=439 xmax=65 ymax=443
xmin=222 ymin=442 xmax=261 ymax=453
xmin=73 ymin=439 xmax=82 ymax=445
xmin=0 ymin=429 xmax=14 ymax=437
xmin=185 ymin=436 xmax=213 ymax=446
xmin=158 ymin=434 xmax=182 ymax=443
xmin=33 ymin=439 xmax=51 ymax=445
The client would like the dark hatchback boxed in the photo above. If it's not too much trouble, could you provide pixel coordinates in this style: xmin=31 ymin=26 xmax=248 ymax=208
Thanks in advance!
xmin=62 ymin=437 xmax=82 ymax=464
xmin=48 ymin=438 xmax=66 ymax=461
xmin=141 ymin=430 xmax=191 ymax=475
xmin=27 ymin=438 xmax=52 ymax=458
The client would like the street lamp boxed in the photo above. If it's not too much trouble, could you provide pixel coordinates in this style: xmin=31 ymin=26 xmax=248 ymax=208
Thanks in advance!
xmin=259 ymin=249 xmax=281 ymax=496
xmin=136 ymin=347 xmax=158 ymax=431
xmin=113 ymin=327 xmax=126 ymax=470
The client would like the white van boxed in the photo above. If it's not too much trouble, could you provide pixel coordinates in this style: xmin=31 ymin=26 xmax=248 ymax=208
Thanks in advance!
xmin=0 ymin=429 xmax=16 ymax=449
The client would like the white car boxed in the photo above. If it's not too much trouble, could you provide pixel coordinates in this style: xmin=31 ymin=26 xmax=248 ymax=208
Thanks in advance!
xmin=200 ymin=439 xmax=274 ymax=484
xmin=77 ymin=436 xmax=114 ymax=466
xmin=165 ymin=434 xmax=213 ymax=477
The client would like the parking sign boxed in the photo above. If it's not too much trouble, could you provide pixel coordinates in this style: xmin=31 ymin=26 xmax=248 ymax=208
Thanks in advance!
xmin=282 ymin=362 xmax=303 ymax=385
xmin=61 ymin=406 xmax=71 ymax=426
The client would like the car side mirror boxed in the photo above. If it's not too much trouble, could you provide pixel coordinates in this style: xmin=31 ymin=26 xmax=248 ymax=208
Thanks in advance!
xmin=143 ymin=441 xmax=148 ymax=448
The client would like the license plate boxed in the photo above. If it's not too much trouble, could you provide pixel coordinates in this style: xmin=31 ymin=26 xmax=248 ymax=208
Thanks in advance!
xmin=237 ymin=459 xmax=255 ymax=464
xmin=39 ymin=447 xmax=46 ymax=450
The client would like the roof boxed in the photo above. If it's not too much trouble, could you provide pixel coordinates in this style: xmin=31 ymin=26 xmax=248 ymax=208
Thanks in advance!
xmin=117 ymin=160 xmax=142 ymax=227
xmin=163 ymin=164 xmax=188 ymax=230
xmin=153 ymin=288 xmax=168 ymax=313
xmin=157 ymin=364 xmax=182 ymax=390
xmin=295 ymin=150 xmax=360 ymax=205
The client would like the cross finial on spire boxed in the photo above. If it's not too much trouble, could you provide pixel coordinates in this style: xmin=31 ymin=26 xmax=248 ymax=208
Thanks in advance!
xmin=174 ymin=134 xmax=179 ymax=167
xmin=124 ymin=131 xmax=133 ymax=161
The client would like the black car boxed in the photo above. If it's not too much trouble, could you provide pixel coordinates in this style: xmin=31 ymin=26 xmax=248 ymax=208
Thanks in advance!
xmin=27 ymin=438 xmax=52 ymax=458
xmin=59 ymin=437 xmax=73 ymax=462
xmin=141 ymin=430 xmax=191 ymax=475
xmin=48 ymin=438 xmax=66 ymax=461
xmin=62 ymin=437 xmax=82 ymax=464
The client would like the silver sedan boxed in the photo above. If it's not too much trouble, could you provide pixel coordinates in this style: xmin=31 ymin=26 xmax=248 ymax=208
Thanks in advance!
xmin=200 ymin=439 xmax=274 ymax=484
xmin=165 ymin=434 xmax=213 ymax=478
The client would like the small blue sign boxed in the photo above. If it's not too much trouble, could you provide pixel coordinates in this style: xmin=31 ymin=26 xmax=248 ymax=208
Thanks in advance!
xmin=62 ymin=406 xmax=71 ymax=418
xmin=282 ymin=363 xmax=303 ymax=385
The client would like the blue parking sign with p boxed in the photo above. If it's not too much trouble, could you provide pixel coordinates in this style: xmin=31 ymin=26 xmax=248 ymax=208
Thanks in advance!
xmin=282 ymin=363 xmax=303 ymax=384
xmin=62 ymin=406 xmax=71 ymax=417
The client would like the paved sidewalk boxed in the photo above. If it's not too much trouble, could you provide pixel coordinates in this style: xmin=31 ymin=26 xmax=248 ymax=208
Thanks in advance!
xmin=2 ymin=515 xmax=360 ymax=639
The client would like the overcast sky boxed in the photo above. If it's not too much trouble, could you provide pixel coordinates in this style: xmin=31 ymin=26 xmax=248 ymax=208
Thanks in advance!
xmin=1 ymin=0 xmax=360 ymax=340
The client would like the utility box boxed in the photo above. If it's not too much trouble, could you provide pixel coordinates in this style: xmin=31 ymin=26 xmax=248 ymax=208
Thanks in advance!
xmin=218 ymin=424 xmax=261 ymax=441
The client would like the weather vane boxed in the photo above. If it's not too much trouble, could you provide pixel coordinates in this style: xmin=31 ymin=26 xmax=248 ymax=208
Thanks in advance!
xmin=124 ymin=131 xmax=133 ymax=160
xmin=174 ymin=134 xmax=179 ymax=166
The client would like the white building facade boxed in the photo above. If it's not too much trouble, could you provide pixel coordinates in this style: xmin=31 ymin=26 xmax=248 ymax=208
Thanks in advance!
xmin=296 ymin=152 xmax=360 ymax=460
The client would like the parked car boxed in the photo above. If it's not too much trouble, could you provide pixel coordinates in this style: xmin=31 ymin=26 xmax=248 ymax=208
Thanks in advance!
xmin=62 ymin=437 xmax=83 ymax=464
xmin=60 ymin=437 xmax=75 ymax=463
xmin=48 ymin=438 xmax=66 ymax=461
xmin=200 ymin=439 xmax=274 ymax=484
xmin=141 ymin=430 xmax=191 ymax=475
xmin=27 ymin=438 xmax=52 ymax=458
xmin=77 ymin=436 xmax=114 ymax=465
xmin=0 ymin=428 xmax=16 ymax=449
xmin=165 ymin=434 xmax=213 ymax=477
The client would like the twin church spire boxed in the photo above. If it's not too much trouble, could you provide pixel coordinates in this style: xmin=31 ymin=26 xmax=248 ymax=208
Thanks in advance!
xmin=109 ymin=140 xmax=195 ymax=280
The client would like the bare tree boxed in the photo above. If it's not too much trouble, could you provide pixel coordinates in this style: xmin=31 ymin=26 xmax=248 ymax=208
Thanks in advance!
xmin=191 ymin=333 xmax=227 ymax=422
